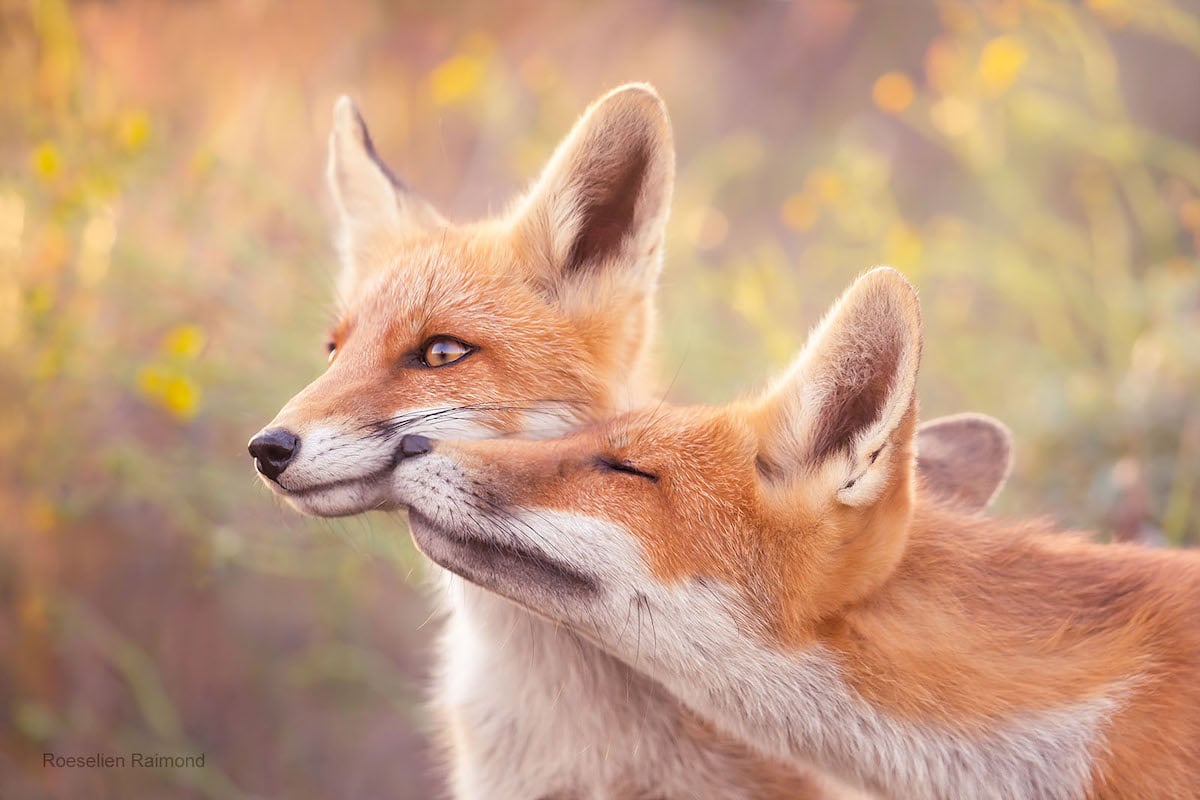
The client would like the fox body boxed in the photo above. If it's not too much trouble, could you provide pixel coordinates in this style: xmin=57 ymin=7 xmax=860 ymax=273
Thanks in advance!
xmin=392 ymin=268 xmax=1200 ymax=800
xmin=252 ymin=86 xmax=1015 ymax=798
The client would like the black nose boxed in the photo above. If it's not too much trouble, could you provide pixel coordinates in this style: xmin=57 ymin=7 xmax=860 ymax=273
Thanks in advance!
xmin=248 ymin=428 xmax=300 ymax=482
xmin=399 ymin=434 xmax=433 ymax=459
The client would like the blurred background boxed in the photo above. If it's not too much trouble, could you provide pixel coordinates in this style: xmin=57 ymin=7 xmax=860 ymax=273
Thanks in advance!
xmin=2 ymin=0 xmax=1199 ymax=797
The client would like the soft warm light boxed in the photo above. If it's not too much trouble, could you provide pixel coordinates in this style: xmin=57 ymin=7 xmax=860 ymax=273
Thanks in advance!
xmin=978 ymin=36 xmax=1028 ymax=95
xmin=873 ymin=72 xmax=916 ymax=114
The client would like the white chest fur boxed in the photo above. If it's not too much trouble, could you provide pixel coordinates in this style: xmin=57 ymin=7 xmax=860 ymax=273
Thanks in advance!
xmin=641 ymin=581 xmax=1126 ymax=800
xmin=434 ymin=574 xmax=842 ymax=799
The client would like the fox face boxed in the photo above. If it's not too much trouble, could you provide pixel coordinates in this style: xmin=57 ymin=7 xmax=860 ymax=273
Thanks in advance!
xmin=392 ymin=267 xmax=923 ymax=669
xmin=249 ymin=85 xmax=675 ymax=517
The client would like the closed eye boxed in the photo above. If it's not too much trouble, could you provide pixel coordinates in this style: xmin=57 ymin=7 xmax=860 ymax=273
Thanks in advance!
xmin=597 ymin=456 xmax=658 ymax=483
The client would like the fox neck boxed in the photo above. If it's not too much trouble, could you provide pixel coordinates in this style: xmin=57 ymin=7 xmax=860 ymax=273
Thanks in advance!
xmin=657 ymin=505 xmax=1156 ymax=800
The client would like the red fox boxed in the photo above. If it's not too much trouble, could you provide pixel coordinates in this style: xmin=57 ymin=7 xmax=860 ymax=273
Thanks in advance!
xmin=389 ymin=267 xmax=1200 ymax=800
xmin=251 ymin=86 xmax=1017 ymax=798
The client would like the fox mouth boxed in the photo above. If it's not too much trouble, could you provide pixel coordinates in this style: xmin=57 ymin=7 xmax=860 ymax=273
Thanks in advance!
xmin=260 ymin=439 xmax=413 ymax=516
xmin=407 ymin=509 xmax=598 ymax=601
xmin=266 ymin=460 xmax=401 ymax=517
xmin=279 ymin=466 xmax=391 ymax=498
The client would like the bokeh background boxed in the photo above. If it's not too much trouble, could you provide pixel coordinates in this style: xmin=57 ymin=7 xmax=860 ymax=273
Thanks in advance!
xmin=3 ymin=0 xmax=1199 ymax=797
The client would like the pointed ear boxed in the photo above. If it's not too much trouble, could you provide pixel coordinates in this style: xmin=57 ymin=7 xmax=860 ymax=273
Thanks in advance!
xmin=511 ymin=83 xmax=674 ymax=306
xmin=756 ymin=268 xmax=922 ymax=507
xmin=916 ymin=413 xmax=1013 ymax=511
xmin=327 ymin=96 xmax=446 ymax=294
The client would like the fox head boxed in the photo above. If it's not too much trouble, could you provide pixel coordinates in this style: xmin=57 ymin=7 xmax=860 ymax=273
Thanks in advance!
xmin=249 ymin=84 xmax=676 ymax=516
xmin=391 ymin=268 xmax=929 ymax=672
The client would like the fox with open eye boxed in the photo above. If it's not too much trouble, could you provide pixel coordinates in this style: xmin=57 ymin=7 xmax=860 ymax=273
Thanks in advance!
xmin=393 ymin=267 xmax=1200 ymax=800
xmin=250 ymin=80 xmax=1016 ymax=798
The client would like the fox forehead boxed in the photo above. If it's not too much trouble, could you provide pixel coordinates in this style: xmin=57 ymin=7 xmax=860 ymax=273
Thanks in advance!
xmin=338 ymin=228 xmax=553 ymax=345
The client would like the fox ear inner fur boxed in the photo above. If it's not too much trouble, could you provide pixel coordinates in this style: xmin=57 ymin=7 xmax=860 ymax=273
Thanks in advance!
xmin=916 ymin=413 xmax=1014 ymax=511
xmin=326 ymin=96 xmax=445 ymax=295
xmin=756 ymin=267 xmax=923 ymax=508
xmin=511 ymin=83 xmax=675 ymax=299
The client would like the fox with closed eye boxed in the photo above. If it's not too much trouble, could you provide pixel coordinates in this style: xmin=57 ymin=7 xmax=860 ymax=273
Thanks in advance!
xmin=390 ymin=267 xmax=1200 ymax=800
xmin=249 ymin=82 xmax=1017 ymax=798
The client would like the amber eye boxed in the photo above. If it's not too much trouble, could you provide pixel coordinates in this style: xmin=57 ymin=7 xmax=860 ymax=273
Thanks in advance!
xmin=421 ymin=337 xmax=474 ymax=368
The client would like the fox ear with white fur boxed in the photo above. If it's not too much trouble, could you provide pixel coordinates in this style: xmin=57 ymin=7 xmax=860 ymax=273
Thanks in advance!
xmin=327 ymin=96 xmax=446 ymax=296
xmin=511 ymin=83 xmax=674 ymax=306
xmin=756 ymin=267 xmax=923 ymax=507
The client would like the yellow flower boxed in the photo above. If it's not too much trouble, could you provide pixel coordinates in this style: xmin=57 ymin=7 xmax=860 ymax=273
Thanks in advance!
xmin=117 ymin=110 xmax=152 ymax=153
xmin=34 ymin=350 xmax=60 ymax=381
xmin=429 ymin=54 xmax=486 ymax=106
xmin=163 ymin=323 xmax=206 ymax=359
xmin=872 ymin=72 xmax=915 ymax=114
xmin=978 ymin=37 xmax=1027 ymax=95
xmin=30 ymin=142 xmax=62 ymax=182
xmin=27 ymin=284 xmax=54 ymax=315
xmin=163 ymin=374 xmax=200 ymax=420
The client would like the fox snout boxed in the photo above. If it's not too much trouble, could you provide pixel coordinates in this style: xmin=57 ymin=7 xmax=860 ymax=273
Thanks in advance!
xmin=248 ymin=427 xmax=433 ymax=483
xmin=247 ymin=427 xmax=300 ymax=482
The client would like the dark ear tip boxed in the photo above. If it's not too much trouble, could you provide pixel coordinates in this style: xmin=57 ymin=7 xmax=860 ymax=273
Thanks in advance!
xmin=333 ymin=95 xmax=372 ymax=146
xmin=329 ymin=95 xmax=410 ymax=195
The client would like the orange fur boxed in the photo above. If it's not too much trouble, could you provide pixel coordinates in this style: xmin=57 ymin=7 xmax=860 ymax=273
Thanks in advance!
xmin=258 ymin=85 xmax=1024 ymax=798
xmin=414 ymin=269 xmax=1200 ymax=798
